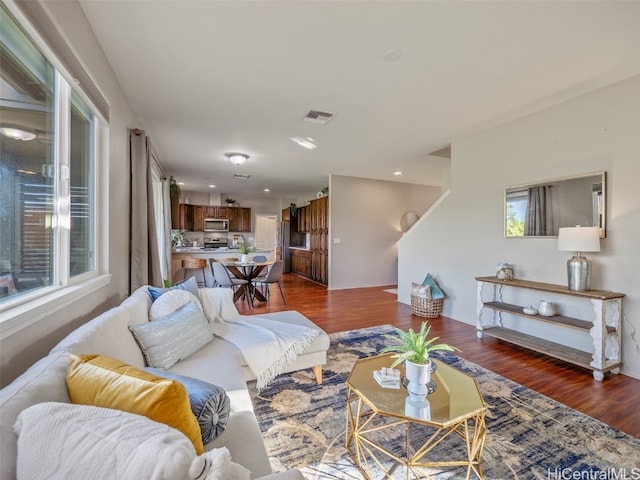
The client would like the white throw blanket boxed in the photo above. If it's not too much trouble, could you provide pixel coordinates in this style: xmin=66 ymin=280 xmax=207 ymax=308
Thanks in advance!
xmin=213 ymin=316 xmax=319 ymax=390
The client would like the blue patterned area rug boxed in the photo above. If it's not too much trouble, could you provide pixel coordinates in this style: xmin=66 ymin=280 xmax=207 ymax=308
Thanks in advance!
xmin=250 ymin=325 xmax=640 ymax=479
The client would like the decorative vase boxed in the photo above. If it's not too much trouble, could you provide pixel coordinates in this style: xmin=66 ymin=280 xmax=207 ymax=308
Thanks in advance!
xmin=241 ymin=254 xmax=250 ymax=263
xmin=404 ymin=360 xmax=432 ymax=402
xmin=496 ymin=262 xmax=514 ymax=281
xmin=538 ymin=301 xmax=556 ymax=316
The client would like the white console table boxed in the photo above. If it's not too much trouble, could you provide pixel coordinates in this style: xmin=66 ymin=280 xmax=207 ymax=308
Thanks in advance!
xmin=475 ymin=276 xmax=624 ymax=381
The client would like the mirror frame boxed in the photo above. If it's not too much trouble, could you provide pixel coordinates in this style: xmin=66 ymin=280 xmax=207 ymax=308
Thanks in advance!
xmin=504 ymin=171 xmax=606 ymax=238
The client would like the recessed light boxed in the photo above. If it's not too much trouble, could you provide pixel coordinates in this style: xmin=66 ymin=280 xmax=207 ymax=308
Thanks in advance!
xmin=394 ymin=171 xmax=402 ymax=176
xmin=264 ymin=188 xmax=270 ymax=192
xmin=290 ymin=136 xmax=317 ymax=150
xmin=209 ymin=184 xmax=216 ymax=188
xmin=177 ymin=182 xmax=185 ymax=185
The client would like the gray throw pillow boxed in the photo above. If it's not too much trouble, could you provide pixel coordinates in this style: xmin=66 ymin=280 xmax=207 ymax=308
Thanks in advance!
xmin=144 ymin=368 xmax=230 ymax=444
xmin=129 ymin=301 xmax=212 ymax=369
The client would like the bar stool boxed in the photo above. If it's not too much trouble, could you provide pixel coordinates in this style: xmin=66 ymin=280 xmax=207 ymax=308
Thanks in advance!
xmin=182 ymin=258 xmax=208 ymax=287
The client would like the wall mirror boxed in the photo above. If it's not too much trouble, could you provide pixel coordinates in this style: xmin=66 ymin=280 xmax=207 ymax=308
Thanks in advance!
xmin=505 ymin=171 xmax=606 ymax=238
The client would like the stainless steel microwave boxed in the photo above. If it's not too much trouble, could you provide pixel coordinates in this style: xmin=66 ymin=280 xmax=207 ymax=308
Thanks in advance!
xmin=204 ymin=218 xmax=229 ymax=232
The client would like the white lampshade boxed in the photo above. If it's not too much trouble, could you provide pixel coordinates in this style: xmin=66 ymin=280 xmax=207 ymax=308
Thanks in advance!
xmin=557 ymin=226 xmax=601 ymax=253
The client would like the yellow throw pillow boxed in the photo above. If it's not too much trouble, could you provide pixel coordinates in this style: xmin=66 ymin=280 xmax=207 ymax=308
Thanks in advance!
xmin=66 ymin=354 xmax=204 ymax=454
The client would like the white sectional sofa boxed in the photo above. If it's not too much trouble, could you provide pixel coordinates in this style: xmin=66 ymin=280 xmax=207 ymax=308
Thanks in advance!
xmin=1 ymin=283 xmax=330 ymax=480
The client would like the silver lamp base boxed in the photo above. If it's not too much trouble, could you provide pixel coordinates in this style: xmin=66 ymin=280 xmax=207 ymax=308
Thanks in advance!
xmin=567 ymin=255 xmax=591 ymax=291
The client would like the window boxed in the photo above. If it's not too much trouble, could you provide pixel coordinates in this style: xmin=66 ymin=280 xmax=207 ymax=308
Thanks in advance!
xmin=0 ymin=4 xmax=101 ymax=309
xmin=69 ymin=92 xmax=95 ymax=277
xmin=505 ymin=190 xmax=527 ymax=237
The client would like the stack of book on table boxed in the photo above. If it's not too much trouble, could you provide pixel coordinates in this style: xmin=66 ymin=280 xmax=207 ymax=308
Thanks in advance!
xmin=373 ymin=367 xmax=401 ymax=389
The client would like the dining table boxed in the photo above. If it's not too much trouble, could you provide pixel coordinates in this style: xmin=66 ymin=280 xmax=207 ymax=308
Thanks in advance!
xmin=221 ymin=260 xmax=274 ymax=305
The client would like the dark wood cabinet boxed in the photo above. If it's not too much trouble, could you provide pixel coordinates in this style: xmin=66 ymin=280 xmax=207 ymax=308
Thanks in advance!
xmin=228 ymin=207 xmax=251 ymax=232
xmin=179 ymin=204 xmax=247 ymax=231
xmin=204 ymin=206 xmax=228 ymax=219
xmin=179 ymin=204 xmax=194 ymax=231
xmin=282 ymin=207 xmax=291 ymax=222
xmin=309 ymin=196 xmax=328 ymax=285
xmin=290 ymin=249 xmax=312 ymax=278
xmin=288 ymin=196 xmax=328 ymax=284
xmin=297 ymin=206 xmax=307 ymax=232
xmin=193 ymin=206 xmax=204 ymax=232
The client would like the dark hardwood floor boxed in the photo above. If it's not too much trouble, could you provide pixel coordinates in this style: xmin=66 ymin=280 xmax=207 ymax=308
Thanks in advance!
xmin=236 ymin=273 xmax=640 ymax=438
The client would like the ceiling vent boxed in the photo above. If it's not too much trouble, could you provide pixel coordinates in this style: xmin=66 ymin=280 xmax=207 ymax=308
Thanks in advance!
xmin=303 ymin=110 xmax=335 ymax=125
xmin=233 ymin=174 xmax=250 ymax=182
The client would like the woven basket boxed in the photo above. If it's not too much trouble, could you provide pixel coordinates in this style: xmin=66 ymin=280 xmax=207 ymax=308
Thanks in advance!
xmin=410 ymin=295 xmax=443 ymax=318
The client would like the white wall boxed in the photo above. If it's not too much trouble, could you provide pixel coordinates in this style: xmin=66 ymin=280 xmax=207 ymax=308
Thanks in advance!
xmin=0 ymin=1 xmax=136 ymax=386
xmin=330 ymin=175 xmax=442 ymax=290
xmin=399 ymin=75 xmax=640 ymax=378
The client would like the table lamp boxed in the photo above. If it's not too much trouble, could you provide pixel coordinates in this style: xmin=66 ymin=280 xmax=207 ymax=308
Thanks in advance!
xmin=557 ymin=226 xmax=601 ymax=291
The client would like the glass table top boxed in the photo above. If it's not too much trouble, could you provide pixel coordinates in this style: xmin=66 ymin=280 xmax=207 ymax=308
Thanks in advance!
xmin=347 ymin=354 xmax=486 ymax=426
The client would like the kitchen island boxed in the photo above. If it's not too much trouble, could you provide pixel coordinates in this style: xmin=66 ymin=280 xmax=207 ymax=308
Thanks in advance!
xmin=172 ymin=247 xmax=273 ymax=285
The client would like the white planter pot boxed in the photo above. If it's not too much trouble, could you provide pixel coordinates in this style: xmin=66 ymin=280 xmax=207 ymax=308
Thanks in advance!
xmin=241 ymin=254 xmax=250 ymax=263
xmin=405 ymin=360 xmax=431 ymax=402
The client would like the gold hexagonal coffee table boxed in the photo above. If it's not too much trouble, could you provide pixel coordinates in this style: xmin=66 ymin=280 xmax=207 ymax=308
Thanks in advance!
xmin=345 ymin=354 xmax=487 ymax=479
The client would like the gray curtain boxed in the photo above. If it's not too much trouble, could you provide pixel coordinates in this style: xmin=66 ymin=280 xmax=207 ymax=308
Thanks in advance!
xmin=129 ymin=129 xmax=163 ymax=291
xmin=524 ymin=185 xmax=554 ymax=236
xmin=160 ymin=177 xmax=172 ymax=282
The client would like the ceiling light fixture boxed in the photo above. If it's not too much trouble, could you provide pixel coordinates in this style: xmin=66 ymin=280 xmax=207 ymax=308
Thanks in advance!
xmin=394 ymin=171 xmax=403 ymax=176
xmin=0 ymin=126 xmax=36 ymax=141
xmin=226 ymin=152 xmax=249 ymax=166
xmin=209 ymin=184 xmax=216 ymax=188
xmin=290 ymin=136 xmax=317 ymax=150
xmin=264 ymin=188 xmax=270 ymax=192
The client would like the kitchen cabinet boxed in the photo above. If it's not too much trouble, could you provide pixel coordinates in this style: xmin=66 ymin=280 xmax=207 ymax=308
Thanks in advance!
xmin=297 ymin=206 xmax=308 ymax=232
xmin=193 ymin=206 xmax=204 ymax=232
xmin=290 ymin=248 xmax=312 ymax=278
xmin=309 ymin=196 xmax=328 ymax=285
xmin=228 ymin=207 xmax=251 ymax=232
xmin=204 ymin=206 xmax=228 ymax=219
xmin=179 ymin=204 xmax=234 ymax=231
xmin=282 ymin=207 xmax=290 ymax=222
xmin=476 ymin=276 xmax=624 ymax=381
xmin=179 ymin=204 xmax=194 ymax=231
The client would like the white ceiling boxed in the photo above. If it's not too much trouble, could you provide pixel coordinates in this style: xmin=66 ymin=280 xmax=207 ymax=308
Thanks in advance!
xmin=78 ymin=1 xmax=640 ymax=197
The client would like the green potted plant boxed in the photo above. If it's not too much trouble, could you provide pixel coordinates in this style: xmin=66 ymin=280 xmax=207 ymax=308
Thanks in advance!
xmin=236 ymin=242 xmax=254 ymax=263
xmin=289 ymin=203 xmax=297 ymax=218
xmin=171 ymin=229 xmax=186 ymax=247
xmin=380 ymin=321 xmax=458 ymax=401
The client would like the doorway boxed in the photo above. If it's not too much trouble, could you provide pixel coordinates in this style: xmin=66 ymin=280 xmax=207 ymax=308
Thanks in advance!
xmin=254 ymin=214 xmax=278 ymax=254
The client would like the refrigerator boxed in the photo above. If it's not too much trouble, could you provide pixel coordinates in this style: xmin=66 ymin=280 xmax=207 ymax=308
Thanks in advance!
xmin=276 ymin=221 xmax=291 ymax=273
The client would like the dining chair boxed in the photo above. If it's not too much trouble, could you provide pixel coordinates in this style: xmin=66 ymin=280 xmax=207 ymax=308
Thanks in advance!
xmin=208 ymin=258 xmax=220 ymax=287
xmin=182 ymin=258 xmax=208 ymax=287
xmin=252 ymin=260 xmax=285 ymax=312
xmin=252 ymin=255 xmax=267 ymax=262
xmin=210 ymin=261 xmax=251 ymax=307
